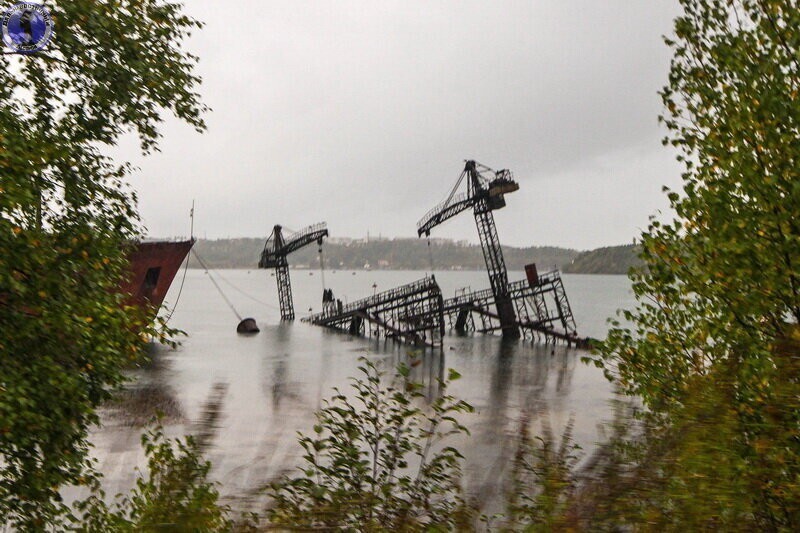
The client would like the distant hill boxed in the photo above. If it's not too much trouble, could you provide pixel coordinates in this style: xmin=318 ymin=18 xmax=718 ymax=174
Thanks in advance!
xmin=562 ymin=244 xmax=643 ymax=274
xmin=184 ymin=237 xmax=641 ymax=274
xmin=188 ymin=237 xmax=578 ymax=271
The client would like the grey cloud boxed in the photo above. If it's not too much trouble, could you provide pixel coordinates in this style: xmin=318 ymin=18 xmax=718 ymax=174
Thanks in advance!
xmin=117 ymin=0 xmax=683 ymax=250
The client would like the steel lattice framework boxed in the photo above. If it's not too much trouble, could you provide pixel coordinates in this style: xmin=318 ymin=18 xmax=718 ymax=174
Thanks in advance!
xmin=444 ymin=271 xmax=585 ymax=346
xmin=304 ymin=276 xmax=445 ymax=347
xmin=418 ymin=160 xmax=521 ymax=337
xmin=259 ymin=222 xmax=328 ymax=320
xmin=417 ymin=160 xmax=587 ymax=346
xmin=300 ymin=160 xmax=587 ymax=348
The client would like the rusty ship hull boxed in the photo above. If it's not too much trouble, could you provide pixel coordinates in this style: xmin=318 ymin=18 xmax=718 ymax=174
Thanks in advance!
xmin=120 ymin=239 xmax=194 ymax=309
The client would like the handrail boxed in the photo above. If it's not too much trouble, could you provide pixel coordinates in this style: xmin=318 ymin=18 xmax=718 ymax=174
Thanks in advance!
xmin=284 ymin=222 xmax=327 ymax=243
xmin=261 ymin=222 xmax=327 ymax=260
xmin=307 ymin=276 xmax=438 ymax=322
xmin=417 ymin=192 xmax=469 ymax=230
xmin=443 ymin=270 xmax=562 ymax=308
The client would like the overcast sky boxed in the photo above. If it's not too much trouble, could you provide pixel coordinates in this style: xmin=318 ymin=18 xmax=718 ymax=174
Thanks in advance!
xmin=116 ymin=1 xmax=683 ymax=250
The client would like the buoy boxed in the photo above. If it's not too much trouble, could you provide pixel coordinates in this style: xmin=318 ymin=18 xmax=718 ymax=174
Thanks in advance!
xmin=237 ymin=317 xmax=260 ymax=334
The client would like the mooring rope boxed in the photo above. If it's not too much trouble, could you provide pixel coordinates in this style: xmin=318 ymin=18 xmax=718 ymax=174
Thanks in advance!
xmin=318 ymin=245 xmax=326 ymax=292
xmin=210 ymin=265 xmax=281 ymax=311
xmin=161 ymin=248 xmax=191 ymax=324
xmin=427 ymin=237 xmax=435 ymax=274
xmin=191 ymin=249 xmax=242 ymax=321
xmin=162 ymin=202 xmax=194 ymax=324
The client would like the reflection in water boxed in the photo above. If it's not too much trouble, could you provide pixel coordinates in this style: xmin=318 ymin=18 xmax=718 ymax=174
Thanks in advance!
xmin=263 ymin=323 xmax=306 ymax=411
xmin=269 ymin=323 xmax=290 ymax=410
xmin=458 ymin=337 xmax=579 ymax=514
xmin=487 ymin=339 xmax=516 ymax=421
xmin=272 ymin=360 xmax=287 ymax=409
xmin=406 ymin=348 xmax=445 ymax=401
xmin=106 ymin=384 xmax=184 ymax=427
xmin=104 ymin=345 xmax=184 ymax=427
xmin=193 ymin=382 xmax=229 ymax=452
xmin=517 ymin=344 xmax=575 ymax=415
xmin=85 ymin=346 xmax=188 ymax=500
xmin=554 ymin=345 xmax=575 ymax=397
xmin=89 ymin=270 xmax=623 ymax=513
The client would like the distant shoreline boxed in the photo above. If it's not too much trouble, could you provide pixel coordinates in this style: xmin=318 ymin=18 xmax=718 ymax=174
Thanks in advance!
xmin=185 ymin=238 xmax=641 ymax=275
xmin=185 ymin=266 xmax=630 ymax=276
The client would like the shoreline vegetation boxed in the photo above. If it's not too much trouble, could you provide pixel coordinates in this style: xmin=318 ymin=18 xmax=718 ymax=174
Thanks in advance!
xmin=186 ymin=237 xmax=642 ymax=275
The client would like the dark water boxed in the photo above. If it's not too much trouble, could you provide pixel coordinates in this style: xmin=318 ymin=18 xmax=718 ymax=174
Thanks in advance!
xmin=91 ymin=269 xmax=633 ymax=511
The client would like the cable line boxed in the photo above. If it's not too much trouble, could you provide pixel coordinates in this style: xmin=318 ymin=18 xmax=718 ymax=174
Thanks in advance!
xmin=211 ymin=265 xmax=281 ymax=311
xmin=162 ymin=203 xmax=195 ymax=324
xmin=427 ymin=236 xmax=435 ymax=274
xmin=318 ymin=245 xmax=326 ymax=291
xmin=162 ymin=249 xmax=190 ymax=324
xmin=191 ymin=249 xmax=242 ymax=321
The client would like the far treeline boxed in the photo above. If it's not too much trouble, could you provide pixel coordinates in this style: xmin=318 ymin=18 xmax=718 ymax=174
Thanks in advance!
xmin=188 ymin=237 xmax=643 ymax=274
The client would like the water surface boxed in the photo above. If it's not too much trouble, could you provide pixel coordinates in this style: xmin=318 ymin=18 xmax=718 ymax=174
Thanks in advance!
xmin=92 ymin=269 xmax=634 ymax=511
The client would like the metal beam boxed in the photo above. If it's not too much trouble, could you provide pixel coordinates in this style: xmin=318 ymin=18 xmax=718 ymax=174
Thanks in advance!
xmin=441 ymin=270 xmax=587 ymax=347
xmin=304 ymin=276 xmax=445 ymax=348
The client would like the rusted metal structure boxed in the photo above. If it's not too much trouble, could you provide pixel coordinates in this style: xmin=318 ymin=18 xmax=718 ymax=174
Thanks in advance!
xmin=418 ymin=160 xmax=521 ymax=337
xmin=259 ymin=223 xmax=328 ymax=320
xmin=444 ymin=269 xmax=584 ymax=346
xmin=300 ymin=161 xmax=586 ymax=347
xmin=418 ymin=160 xmax=586 ymax=346
xmin=121 ymin=239 xmax=194 ymax=310
xmin=304 ymin=276 xmax=445 ymax=347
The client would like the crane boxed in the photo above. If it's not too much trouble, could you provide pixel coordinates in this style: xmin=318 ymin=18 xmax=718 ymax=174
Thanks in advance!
xmin=417 ymin=160 xmax=521 ymax=338
xmin=259 ymin=222 xmax=329 ymax=320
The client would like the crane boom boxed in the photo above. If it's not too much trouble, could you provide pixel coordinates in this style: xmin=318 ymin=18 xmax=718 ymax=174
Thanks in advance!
xmin=416 ymin=162 xmax=519 ymax=237
xmin=259 ymin=223 xmax=329 ymax=268
xmin=417 ymin=191 xmax=474 ymax=237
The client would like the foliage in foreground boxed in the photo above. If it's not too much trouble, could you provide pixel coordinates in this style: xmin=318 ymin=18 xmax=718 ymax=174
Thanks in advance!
xmin=267 ymin=357 xmax=475 ymax=530
xmin=74 ymin=424 xmax=232 ymax=532
xmin=0 ymin=0 xmax=206 ymax=527
xmin=591 ymin=0 xmax=800 ymax=529
xmin=513 ymin=346 xmax=797 ymax=532
xmin=502 ymin=416 xmax=581 ymax=532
